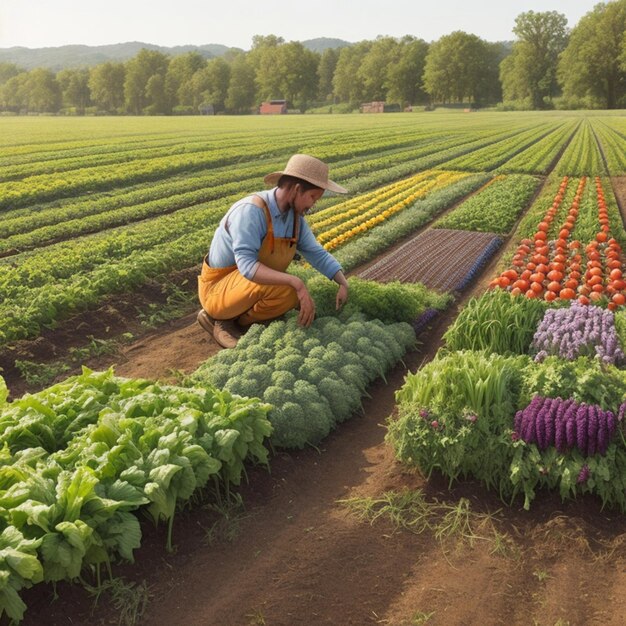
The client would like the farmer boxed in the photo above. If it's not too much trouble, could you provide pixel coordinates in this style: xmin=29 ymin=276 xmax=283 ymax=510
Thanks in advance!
xmin=197 ymin=154 xmax=350 ymax=348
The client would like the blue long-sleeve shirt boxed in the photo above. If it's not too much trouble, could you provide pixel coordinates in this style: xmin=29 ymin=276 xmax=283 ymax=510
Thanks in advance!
xmin=208 ymin=188 xmax=342 ymax=281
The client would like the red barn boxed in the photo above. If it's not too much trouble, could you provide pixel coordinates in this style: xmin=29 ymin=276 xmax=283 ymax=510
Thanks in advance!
xmin=259 ymin=99 xmax=287 ymax=114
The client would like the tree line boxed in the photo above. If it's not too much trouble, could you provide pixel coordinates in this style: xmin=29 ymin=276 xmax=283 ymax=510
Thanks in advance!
xmin=1 ymin=2 xmax=624 ymax=115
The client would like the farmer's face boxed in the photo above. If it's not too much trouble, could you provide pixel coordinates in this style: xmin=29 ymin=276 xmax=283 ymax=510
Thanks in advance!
xmin=291 ymin=186 xmax=324 ymax=216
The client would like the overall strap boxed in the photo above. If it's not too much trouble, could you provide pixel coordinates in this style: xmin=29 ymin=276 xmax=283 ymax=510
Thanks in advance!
xmin=249 ymin=194 xmax=275 ymax=253
xmin=290 ymin=209 xmax=299 ymax=247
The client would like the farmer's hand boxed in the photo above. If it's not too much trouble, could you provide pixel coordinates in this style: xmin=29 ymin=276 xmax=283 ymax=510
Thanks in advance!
xmin=336 ymin=283 xmax=349 ymax=310
xmin=295 ymin=281 xmax=315 ymax=327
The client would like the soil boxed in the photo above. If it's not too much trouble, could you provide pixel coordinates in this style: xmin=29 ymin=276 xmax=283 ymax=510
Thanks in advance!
xmin=11 ymin=178 xmax=626 ymax=626
xmin=611 ymin=177 xmax=626 ymax=231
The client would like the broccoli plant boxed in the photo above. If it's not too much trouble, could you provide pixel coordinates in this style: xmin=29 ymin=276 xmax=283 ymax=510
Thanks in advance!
xmin=191 ymin=313 xmax=416 ymax=449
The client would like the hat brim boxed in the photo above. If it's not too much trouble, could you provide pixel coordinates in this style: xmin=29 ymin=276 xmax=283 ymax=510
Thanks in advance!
xmin=264 ymin=171 xmax=348 ymax=194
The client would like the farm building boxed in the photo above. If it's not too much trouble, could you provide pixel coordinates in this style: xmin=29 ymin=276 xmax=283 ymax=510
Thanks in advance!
xmin=259 ymin=99 xmax=288 ymax=114
xmin=360 ymin=101 xmax=402 ymax=113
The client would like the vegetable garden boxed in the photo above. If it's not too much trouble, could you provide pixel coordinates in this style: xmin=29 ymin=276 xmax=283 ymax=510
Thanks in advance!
xmin=2 ymin=111 xmax=626 ymax=624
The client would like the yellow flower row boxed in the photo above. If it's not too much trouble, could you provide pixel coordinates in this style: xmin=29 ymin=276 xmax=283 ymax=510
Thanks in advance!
xmin=309 ymin=170 xmax=436 ymax=228
xmin=321 ymin=171 xmax=469 ymax=251
xmin=312 ymin=173 xmax=440 ymax=233
xmin=317 ymin=176 xmax=444 ymax=244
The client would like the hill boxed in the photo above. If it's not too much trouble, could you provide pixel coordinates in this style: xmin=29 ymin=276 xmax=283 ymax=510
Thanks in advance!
xmin=0 ymin=42 xmax=238 ymax=71
xmin=0 ymin=38 xmax=352 ymax=71
xmin=301 ymin=37 xmax=352 ymax=53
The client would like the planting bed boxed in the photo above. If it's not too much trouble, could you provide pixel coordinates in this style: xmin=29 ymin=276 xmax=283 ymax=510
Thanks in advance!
xmin=357 ymin=228 xmax=502 ymax=292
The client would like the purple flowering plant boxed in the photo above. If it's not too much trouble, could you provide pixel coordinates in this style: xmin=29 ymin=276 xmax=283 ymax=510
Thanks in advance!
xmin=509 ymin=397 xmax=626 ymax=510
xmin=530 ymin=302 xmax=624 ymax=365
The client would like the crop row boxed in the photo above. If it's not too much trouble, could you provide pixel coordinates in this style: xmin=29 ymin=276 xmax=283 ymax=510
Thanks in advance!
xmin=554 ymin=120 xmax=607 ymax=176
xmin=439 ymin=121 xmax=563 ymax=172
xmin=497 ymin=119 xmax=580 ymax=175
xmin=0 ymin=368 xmax=273 ymax=622
xmin=317 ymin=171 xmax=470 ymax=250
xmin=2 ymin=122 xmax=435 ymax=183
xmin=434 ymin=174 xmax=539 ymax=234
xmin=492 ymin=176 xmax=626 ymax=307
xmin=593 ymin=119 xmax=626 ymax=175
xmin=0 ymin=125 xmax=451 ymax=211
xmin=1 ymin=134 xmax=473 ymax=254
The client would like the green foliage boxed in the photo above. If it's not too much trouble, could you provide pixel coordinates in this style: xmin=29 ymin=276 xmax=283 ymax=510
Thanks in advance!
xmin=443 ymin=290 xmax=547 ymax=355
xmin=501 ymin=10 xmax=568 ymax=109
xmin=0 ymin=367 xmax=273 ymax=617
xmin=558 ymin=0 xmax=626 ymax=109
xmin=301 ymin=273 xmax=450 ymax=323
xmin=554 ymin=119 xmax=607 ymax=176
xmin=192 ymin=314 xmax=416 ymax=449
xmin=422 ymin=31 xmax=499 ymax=105
xmin=518 ymin=357 xmax=626 ymax=411
xmin=390 ymin=347 xmax=626 ymax=511
xmin=0 ymin=376 xmax=7 ymax=407
xmin=434 ymin=174 xmax=539 ymax=234
xmin=390 ymin=350 xmax=528 ymax=495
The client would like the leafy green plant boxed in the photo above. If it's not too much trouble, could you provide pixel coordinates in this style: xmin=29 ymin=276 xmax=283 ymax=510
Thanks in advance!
xmin=443 ymin=290 xmax=547 ymax=355
xmin=518 ymin=357 xmax=626 ymax=410
xmin=434 ymin=174 xmax=539 ymax=235
xmin=0 ymin=367 xmax=274 ymax=618
xmin=14 ymin=359 xmax=71 ymax=387
xmin=389 ymin=350 xmax=528 ymax=496
xmin=301 ymin=273 xmax=450 ymax=323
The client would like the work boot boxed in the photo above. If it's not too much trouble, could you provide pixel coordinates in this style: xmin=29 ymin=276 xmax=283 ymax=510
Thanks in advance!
xmin=197 ymin=309 xmax=215 ymax=334
xmin=212 ymin=318 xmax=242 ymax=349
xmin=196 ymin=310 xmax=242 ymax=349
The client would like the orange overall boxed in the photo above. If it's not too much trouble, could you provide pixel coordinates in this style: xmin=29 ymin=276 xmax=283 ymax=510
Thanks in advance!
xmin=198 ymin=195 xmax=300 ymax=326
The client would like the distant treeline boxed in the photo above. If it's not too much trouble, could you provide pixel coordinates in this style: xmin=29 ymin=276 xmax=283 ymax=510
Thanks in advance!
xmin=1 ymin=2 xmax=625 ymax=115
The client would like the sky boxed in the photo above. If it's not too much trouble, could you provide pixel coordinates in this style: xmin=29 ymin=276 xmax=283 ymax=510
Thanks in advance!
xmin=0 ymin=0 xmax=601 ymax=50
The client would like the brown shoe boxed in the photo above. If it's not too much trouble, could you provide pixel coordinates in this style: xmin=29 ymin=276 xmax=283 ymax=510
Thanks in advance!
xmin=197 ymin=309 xmax=242 ymax=348
xmin=197 ymin=309 xmax=215 ymax=334
xmin=212 ymin=318 xmax=242 ymax=349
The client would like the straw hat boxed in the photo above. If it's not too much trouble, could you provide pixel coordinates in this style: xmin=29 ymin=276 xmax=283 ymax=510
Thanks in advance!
xmin=264 ymin=154 xmax=348 ymax=194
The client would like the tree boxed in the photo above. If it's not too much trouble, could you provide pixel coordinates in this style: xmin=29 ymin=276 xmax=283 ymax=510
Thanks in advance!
xmin=500 ymin=11 xmax=568 ymax=109
xmin=193 ymin=57 xmax=231 ymax=112
xmin=558 ymin=0 xmax=626 ymax=109
xmin=386 ymin=37 xmax=429 ymax=106
xmin=249 ymin=35 xmax=284 ymax=101
xmin=24 ymin=68 xmax=61 ymax=112
xmin=423 ymin=31 xmax=493 ymax=104
xmin=358 ymin=36 xmax=400 ymax=102
xmin=57 ymin=68 xmax=91 ymax=114
xmin=145 ymin=74 xmax=169 ymax=114
xmin=124 ymin=49 xmax=170 ymax=114
xmin=225 ymin=53 xmax=256 ymax=113
xmin=89 ymin=62 xmax=126 ymax=113
xmin=332 ymin=41 xmax=371 ymax=106
xmin=0 ymin=64 xmax=26 ymax=112
xmin=165 ymin=52 xmax=207 ymax=110
xmin=317 ymin=48 xmax=339 ymax=102
xmin=0 ymin=63 xmax=21 ymax=87
xmin=0 ymin=73 xmax=28 ymax=112
xmin=275 ymin=42 xmax=319 ymax=110
xmin=477 ymin=42 xmax=507 ymax=105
